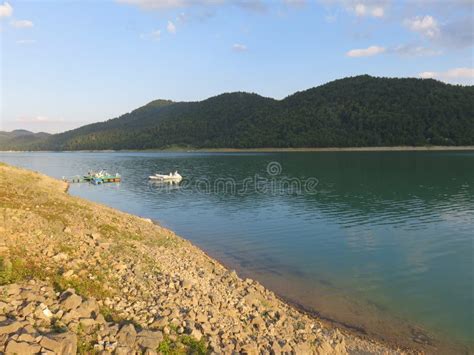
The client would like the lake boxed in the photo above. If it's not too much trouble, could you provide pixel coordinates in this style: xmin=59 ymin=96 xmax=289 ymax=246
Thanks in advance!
xmin=1 ymin=151 xmax=473 ymax=352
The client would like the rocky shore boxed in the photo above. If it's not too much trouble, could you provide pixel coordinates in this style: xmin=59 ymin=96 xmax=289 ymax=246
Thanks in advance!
xmin=0 ymin=163 xmax=409 ymax=354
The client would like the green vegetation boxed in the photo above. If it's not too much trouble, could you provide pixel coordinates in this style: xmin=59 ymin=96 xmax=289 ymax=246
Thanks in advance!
xmin=0 ymin=256 xmax=47 ymax=286
xmin=52 ymin=272 xmax=111 ymax=300
xmin=158 ymin=335 xmax=208 ymax=355
xmin=1 ymin=75 xmax=473 ymax=150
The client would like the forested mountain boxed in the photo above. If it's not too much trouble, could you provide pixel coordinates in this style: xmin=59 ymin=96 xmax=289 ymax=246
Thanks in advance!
xmin=0 ymin=130 xmax=51 ymax=149
xmin=1 ymin=75 xmax=473 ymax=150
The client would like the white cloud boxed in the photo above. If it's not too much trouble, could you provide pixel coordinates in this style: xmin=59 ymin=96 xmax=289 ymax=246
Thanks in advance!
xmin=325 ymin=0 xmax=388 ymax=18
xmin=167 ymin=20 xmax=176 ymax=34
xmin=346 ymin=45 xmax=385 ymax=57
xmin=16 ymin=39 xmax=36 ymax=45
xmin=404 ymin=15 xmax=439 ymax=38
xmin=371 ymin=5 xmax=384 ymax=17
xmin=232 ymin=43 xmax=247 ymax=52
xmin=10 ymin=19 xmax=33 ymax=28
xmin=0 ymin=1 xmax=12 ymax=17
xmin=392 ymin=44 xmax=441 ymax=57
xmin=419 ymin=67 xmax=474 ymax=84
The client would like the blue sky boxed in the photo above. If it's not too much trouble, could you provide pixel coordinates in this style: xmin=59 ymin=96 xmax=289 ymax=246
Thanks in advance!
xmin=1 ymin=0 xmax=473 ymax=133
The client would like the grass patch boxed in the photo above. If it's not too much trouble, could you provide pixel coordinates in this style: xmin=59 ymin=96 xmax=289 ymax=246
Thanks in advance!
xmin=99 ymin=305 xmax=124 ymax=323
xmin=99 ymin=224 xmax=119 ymax=237
xmin=76 ymin=322 xmax=103 ymax=354
xmin=180 ymin=335 xmax=208 ymax=355
xmin=52 ymin=272 xmax=112 ymax=300
xmin=157 ymin=335 xmax=209 ymax=355
xmin=0 ymin=256 xmax=48 ymax=285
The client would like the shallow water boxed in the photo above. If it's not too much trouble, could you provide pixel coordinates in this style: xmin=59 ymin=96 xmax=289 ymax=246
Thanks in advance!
xmin=1 ymin=151 xmax=473 ymax=351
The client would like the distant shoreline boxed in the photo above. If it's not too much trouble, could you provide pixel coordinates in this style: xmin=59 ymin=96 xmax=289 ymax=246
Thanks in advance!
xmin=1 ymin=145 xmax=474 ymax=153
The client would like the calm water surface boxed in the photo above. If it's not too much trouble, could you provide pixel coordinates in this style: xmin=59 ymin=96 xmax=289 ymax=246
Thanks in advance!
xmin=1 ymin=151 xmax=473 ymax=351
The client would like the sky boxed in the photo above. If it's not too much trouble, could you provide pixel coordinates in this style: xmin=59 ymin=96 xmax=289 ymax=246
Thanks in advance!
xmin=0 ymin=0 xmax=473 ymax=133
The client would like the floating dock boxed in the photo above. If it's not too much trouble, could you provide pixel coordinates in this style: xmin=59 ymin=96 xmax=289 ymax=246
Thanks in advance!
xmin=63 ymin=171 xmax=121 ymax=184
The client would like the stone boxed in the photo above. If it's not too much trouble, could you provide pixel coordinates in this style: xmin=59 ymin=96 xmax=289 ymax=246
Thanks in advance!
xmin=115 ymin=346 xmax=134 ymax=355
xmin=5 ymin=339 xmax=42 ymax=354
xmin=6 ymin=284 xmax=21 ymax=296
xmin=0 ymin=321 xmax=24 ymax=335
xmin=136 ymin=329 xmax=163 ymax=349
xmin=40 ymin=332 xmax=78 ymax=354
xmin=315 ymin=341 xmax=334 ymax=355
xmin=244 ymin=292 xmax=262 ymax=307
xmin=62 ymin=270 xmax=74 ymax=278
xmin=60 ymin=291 xmax=82 ymax=311
xmin=190 ymin=328 xmax=203 ymax=341
xmin=76 ymin=299 xmax=99 ymax=318
xmin=294 ymin=342 xmax=313 ymax=354
xmin=79 ymin=317 xmax=97 ymax=329
xmin=40 ymin=336 xmax=62 ymax=353
xmin=241 ymin=343 xmax=259 ymax=355
xmin=42 ymin=306 xmax=54 ymax=319
xmin=181 ymin=279 xmax=194 ymax=290
xmin=17 ymin=333 xmax=36 ymax=342
xmin=116 ymin=323 xmax=136 ymax=345
xmin=52 ymin=253 xmax=68 ymax=262
xmin=61 ymin=309 xmax=80 ymax=324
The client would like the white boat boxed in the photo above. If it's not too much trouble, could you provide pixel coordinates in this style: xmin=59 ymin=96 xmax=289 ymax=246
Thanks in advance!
xmin=149 ymin=171 xmax=183 ymax=182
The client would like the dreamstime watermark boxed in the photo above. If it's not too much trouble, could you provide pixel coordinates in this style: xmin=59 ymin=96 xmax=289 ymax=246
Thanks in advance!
xmin=150 ymin=162 xmax=319 ymax=195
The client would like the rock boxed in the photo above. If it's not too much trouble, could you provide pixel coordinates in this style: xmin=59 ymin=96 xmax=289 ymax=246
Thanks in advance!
xmin=116 ymin=323 xmax=137 ymax=345
xmin=5 ymin=339 xmax=42 ymax=354
xmin=61 ymin=309 xmax=80 ymax=324
xmin=181 ymin=278 xmax=194 ymax=290
xmin=144 ymin=348 xmax=158 ymax=355
xmin=6 ymin=284 xmax=21 ymax=296
xmin=315 ymin=341 xmax=334 ymax=355
xmin=40 ymin=332 xmax=78 ymax=354
xmin=41 ymin=304 xmax=54 ymax=319
xmin=294 ymin=342 xmax=313 ymax=354
xmin=40 ymin=336 xmax=62 ymax=353
xmin=136 ymin=329 xmax=163 ymax=349
xmin=0 ymin=321 xmax=24 ymax=335
xmin=190 ymin=328 xmax=203 ymax=341
xmin=115 ymin=346 xmax=134 ymax=355
xmin=76 ymin=298 xmax=99 ymax=318
xmin=243 ymin=292 xmax=261 ymax=307
xmin=62 ymin=270 xmax=74 ymax=278
xmin=270 ymin=341 xmax=282 ymax=354
xmin=52 ymin=253 xmax=68 ymax=262
xmin=241 ymin=343 xmax=259 ymax=355
xmin=79 ymin=317 xmax=97 ymax=329
xmin=90 ymin=232 xmax=101 ymax=240
xmin=60 ymin=291 xmax=82 ymax=311
xmin=17 ymin=333 xmax=36 ymax=342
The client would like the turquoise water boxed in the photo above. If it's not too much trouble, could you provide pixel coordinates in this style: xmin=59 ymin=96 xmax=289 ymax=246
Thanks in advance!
xmin=1 ymin=151 xmax=473 ymax=351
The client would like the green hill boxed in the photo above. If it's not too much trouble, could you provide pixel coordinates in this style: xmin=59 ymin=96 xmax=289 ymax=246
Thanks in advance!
xmin=0 ymin=130 xmax=51 ymax=150
xmin=2 ymin=75 xmax=473 ymax=150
